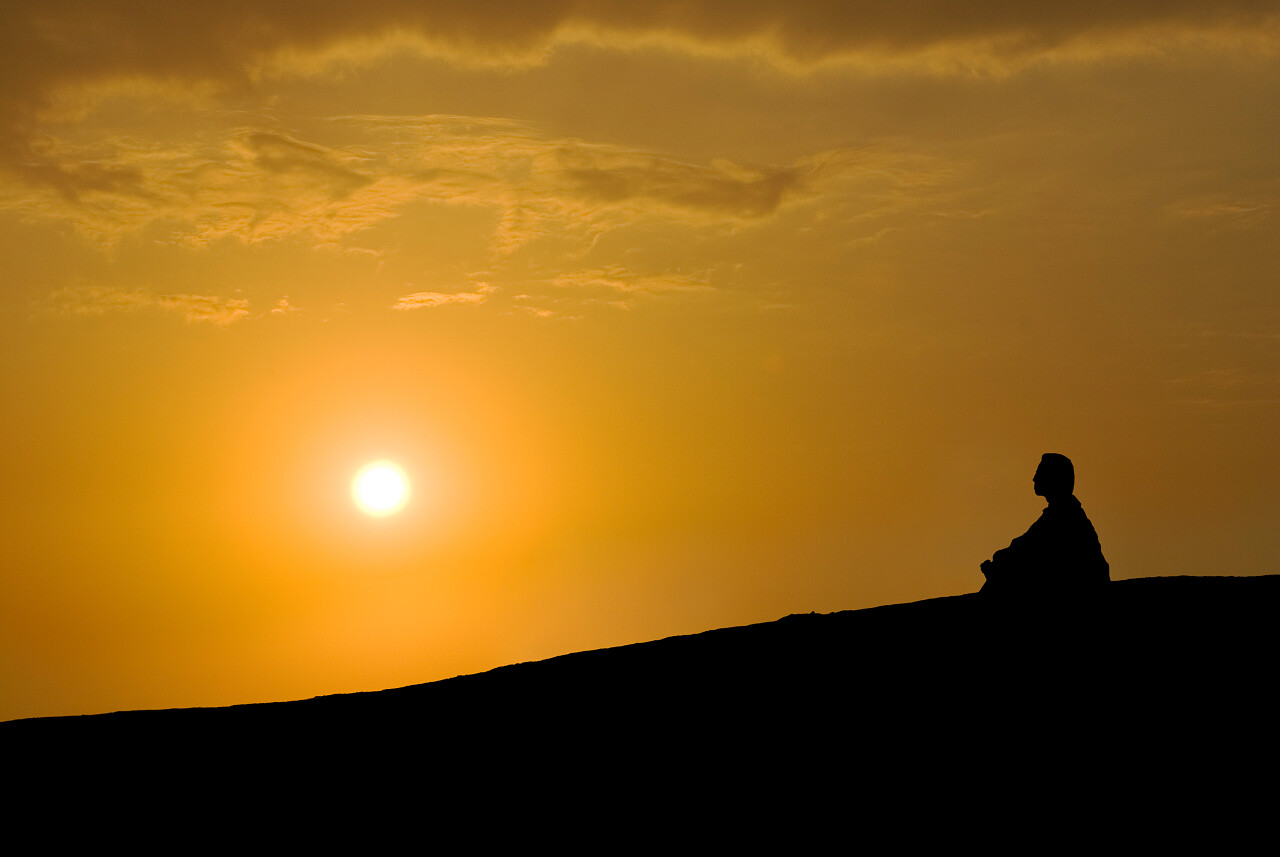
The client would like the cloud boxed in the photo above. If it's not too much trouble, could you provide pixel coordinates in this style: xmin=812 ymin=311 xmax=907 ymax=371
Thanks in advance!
xmin=242 ymin=132 xmax=372 ymax=198
xmin=156 ymin=292 xmax=253 ymax=325
xmin=1168 ymin=197 xmax=1275 ymax=232
xmin=552 ymin=268 xmax=712 ymax=295
xmin=2 ymin=116 xmax=853 ymax=251
xmin=49 ymin=285 xmax=252 ymax=324
xmin=2 ymin=5 xmax=1268 ymax=258
xmin=269 ymin=296 xmax=302 ymax=315
xmin=0 ymin=128 xmax=414 ymax=246
xmin=8 ymin=3 xmax=1277 ymax=94
xmin=559 ymin=153 xmax=799 ymax=218
xmin=351 ymin=115 xmax=818 ymax=243
xmin=3 ymin=2 xmax=1276 ymax=173
xmin=391 ymin=282 xmax=495 ymax=311
xmin=1163 ymin=366 xmax=1280 ymax=408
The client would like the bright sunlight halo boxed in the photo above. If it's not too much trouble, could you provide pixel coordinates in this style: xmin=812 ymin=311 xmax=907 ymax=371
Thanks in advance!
xmin=352 ymin=461 xmax=410 ymax=517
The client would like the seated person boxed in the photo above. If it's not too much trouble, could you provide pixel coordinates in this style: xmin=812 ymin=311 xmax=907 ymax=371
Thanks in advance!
xmin=981 ymin=453 xmax=1109 ymax=598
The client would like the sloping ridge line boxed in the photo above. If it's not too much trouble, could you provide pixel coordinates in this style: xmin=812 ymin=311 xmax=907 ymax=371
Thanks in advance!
xmin=6 ymin=575 xmax=1276 ymax=745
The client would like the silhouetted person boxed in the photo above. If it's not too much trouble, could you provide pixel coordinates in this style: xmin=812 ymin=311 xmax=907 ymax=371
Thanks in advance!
xmin=980 ymin=453 xmax=1109 ymax=599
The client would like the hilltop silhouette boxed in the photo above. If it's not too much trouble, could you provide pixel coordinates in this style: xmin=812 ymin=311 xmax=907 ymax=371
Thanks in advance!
xmin=6 ymin=575 xmax=1276 ymax=842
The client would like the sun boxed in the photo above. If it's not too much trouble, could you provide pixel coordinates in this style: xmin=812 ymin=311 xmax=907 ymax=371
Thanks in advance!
xmin=352 ymin=461 xmax=410 ymax=517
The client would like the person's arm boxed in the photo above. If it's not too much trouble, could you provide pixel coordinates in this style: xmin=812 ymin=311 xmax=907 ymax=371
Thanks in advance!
xmin=982 ymin=518 xmax=1042 ymax=583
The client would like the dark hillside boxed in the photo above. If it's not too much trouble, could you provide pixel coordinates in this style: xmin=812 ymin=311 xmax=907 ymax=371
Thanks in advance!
xmin=6 ymin=575 xmax=1276 ymax=839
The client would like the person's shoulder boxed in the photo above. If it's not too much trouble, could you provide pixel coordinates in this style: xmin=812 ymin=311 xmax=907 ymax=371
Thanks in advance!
xmin=1042 ymin=496 xmax=1089 ymax=526
xmin=1058 ymin=495 xmax=1086 ymax=514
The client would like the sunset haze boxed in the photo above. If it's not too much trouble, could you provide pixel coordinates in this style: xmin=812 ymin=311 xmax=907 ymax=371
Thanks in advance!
xmin=3 ymin=1 xmax=1278 ymax=721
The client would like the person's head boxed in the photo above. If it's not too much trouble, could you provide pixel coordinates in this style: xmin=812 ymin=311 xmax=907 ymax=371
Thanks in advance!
xmin=1033 ymin=453 xmax=1074 ymax=499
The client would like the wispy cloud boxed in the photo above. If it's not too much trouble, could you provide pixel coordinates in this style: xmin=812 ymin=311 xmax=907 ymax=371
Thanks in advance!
xmin=1168 ymin=196 xmax=1275 ymax=233
xmin=1 ymin=117 xmax=876 ymax=252
xmin=391 ymin=282 xmax=495 ymax=311
xmin=552 ymin=267 xmax=712 ymax=295
xmin=1162 ymin=327 xmax=1280 ymax=408
xmin=269 ymin=296 xmax=301 ymax=316
xmin=49 ymin=285 xmax=252 ymax=324
xmin=354 ymin=115 xmax=822 ymax=252
xmin=7 ymin=4 xmax=1276 ymax=104
xmin=4 ymin=2 xmax=1276 ymax=189
xmin=0 ymin=128 xmax=406 ymax=246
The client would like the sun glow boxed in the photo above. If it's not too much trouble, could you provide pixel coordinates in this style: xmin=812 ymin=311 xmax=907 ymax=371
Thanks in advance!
xmin=352 ymin=461 xmax=410 ymax=517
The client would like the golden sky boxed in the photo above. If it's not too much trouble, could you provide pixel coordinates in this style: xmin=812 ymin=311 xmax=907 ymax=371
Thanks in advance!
xmin=3 ymin=1 xmax=1278 ymax=721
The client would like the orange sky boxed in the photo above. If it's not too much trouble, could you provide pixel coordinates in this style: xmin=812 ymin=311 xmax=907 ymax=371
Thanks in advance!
xmin=3 ymin=2 xmax=1278 ymax=721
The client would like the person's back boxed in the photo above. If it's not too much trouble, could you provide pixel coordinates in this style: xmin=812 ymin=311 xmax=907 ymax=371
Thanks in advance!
xmin=980 ymin=453 xmax=1109 ymax=599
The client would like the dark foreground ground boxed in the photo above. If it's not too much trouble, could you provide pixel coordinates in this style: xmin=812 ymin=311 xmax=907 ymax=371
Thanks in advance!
xmin=6 ymin=575 xmax=1276 ymax=842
